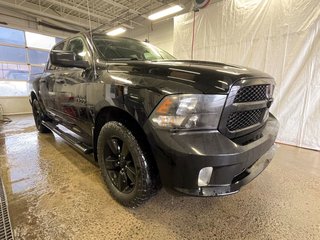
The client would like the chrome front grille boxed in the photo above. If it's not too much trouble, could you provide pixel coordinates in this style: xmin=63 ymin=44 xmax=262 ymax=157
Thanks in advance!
xmin=234 ymin=85 xmax=267 ymax=103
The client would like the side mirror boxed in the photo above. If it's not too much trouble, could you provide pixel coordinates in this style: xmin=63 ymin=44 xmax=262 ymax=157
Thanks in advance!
xmin=50 ymin=50 xmax=90 ymax=69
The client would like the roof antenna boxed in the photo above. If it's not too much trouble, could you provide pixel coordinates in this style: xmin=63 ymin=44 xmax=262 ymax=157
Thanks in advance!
xmin=86 ymin=0 xmax=98 ymax=79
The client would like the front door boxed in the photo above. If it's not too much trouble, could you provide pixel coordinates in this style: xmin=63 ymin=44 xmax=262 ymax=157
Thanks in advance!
xmin=53 ymin=37 xmax=93 ymax=138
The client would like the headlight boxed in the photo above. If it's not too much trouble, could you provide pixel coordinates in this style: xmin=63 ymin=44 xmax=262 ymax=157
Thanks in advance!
xmin=150 ymin=94 xmax=227 ymax=130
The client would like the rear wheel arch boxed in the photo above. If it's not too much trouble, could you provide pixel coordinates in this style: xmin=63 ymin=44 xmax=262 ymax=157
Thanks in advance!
xmin=31 ymin=91 xmax=37 ymax=102
xmin=32 ymin=99 xmax=51 ymax=133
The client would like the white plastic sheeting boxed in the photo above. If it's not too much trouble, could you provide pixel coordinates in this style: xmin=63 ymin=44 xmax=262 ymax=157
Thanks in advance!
xmin=173 ymin=0 xmax=320 ymax=150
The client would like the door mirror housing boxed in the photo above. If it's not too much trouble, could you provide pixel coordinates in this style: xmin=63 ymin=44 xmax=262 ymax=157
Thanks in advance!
xmin=50 ymin=50 xmax=90 ymax=69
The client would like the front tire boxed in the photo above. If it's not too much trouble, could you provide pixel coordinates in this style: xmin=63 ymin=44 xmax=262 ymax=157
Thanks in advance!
xmin=97 ymin=121 xmax=155 ymax=208
xmin=32 ymin=99 xmax=51 ymax=133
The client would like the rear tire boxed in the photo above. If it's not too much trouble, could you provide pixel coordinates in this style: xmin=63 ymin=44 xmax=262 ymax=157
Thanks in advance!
xmin=32 ymin=99 xmax=51 ymax=133
xmin=97 ymin=121 xmax=156 ymax=208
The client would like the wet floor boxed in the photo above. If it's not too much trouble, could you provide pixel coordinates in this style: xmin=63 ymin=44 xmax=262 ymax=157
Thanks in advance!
xmin=0 ymin=114 xmax=319 ymax=240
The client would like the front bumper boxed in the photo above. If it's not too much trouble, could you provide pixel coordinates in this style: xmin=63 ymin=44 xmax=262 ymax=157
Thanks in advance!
xmin=143 ymin=115 xmax=279 ymax=196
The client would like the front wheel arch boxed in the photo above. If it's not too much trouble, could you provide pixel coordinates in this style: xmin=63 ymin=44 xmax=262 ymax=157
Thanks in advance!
xmin=93 ymin=107 xmax=161 ymax=190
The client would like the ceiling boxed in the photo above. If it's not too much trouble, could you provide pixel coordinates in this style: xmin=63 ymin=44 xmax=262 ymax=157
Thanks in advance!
xmin=0 ymin=0 xmax=191 ymax=33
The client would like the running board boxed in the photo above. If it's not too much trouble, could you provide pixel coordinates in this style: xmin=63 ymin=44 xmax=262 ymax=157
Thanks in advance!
xmin=42 ymin=121 xmax=93 ymax=154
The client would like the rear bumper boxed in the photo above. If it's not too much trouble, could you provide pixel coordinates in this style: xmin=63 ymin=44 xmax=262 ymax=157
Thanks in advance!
xmin=143 ymin=114 xmax=279 ymax=196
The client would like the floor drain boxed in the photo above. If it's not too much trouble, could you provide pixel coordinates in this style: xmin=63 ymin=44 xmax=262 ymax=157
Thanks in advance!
xmin=0 ymin=178 xmax=14 ymax=240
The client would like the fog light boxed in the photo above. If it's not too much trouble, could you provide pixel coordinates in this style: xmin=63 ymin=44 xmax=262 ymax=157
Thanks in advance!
xmin=198 ymin=167 xmax=213 ymax=187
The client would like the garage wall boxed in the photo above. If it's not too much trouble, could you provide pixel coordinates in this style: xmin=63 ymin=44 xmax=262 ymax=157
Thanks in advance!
xmin=0 ymin=97 xmax=31 ymax=115
xmin=173 ymin=0 xmax=320 ymax=150
xmin=125 ymin=19 xmax=174 ymax=54
xmin=0 ymin=7 xmax=71 ymax=116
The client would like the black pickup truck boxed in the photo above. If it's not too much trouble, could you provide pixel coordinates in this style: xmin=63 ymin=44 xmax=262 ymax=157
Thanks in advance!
xmin=30 ymin=32 xmax=279 ymax=207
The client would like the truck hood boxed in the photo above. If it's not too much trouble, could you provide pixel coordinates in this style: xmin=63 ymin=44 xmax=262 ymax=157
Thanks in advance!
xmin=103 ymin=60 xmax=274 ymax=94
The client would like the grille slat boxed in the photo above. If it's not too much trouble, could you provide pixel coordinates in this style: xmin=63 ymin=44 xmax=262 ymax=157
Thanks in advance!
xmin=234 ymin=85 xmax=267 ymax=103
xmin=226 ymin=108 xmax=265 ymax=132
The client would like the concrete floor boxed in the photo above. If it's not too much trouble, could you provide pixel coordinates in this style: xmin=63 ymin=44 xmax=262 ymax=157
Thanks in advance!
xmin=0 ymin=115 xmax=319 ymax=240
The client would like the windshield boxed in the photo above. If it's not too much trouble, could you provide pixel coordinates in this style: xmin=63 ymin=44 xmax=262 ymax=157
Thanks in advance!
xmin=93 ymin=36 xmax=175 ymax=61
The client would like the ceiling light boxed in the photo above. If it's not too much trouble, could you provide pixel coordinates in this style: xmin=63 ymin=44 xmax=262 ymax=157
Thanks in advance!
xmin=148 ymin=5 xmax=183 ymax=21
xmin=106 ymin=27 xmax=126 ymax=36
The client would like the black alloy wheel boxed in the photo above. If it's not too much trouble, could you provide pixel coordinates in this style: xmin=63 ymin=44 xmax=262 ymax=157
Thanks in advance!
xmin=97 ymin=121 xmax=156 ymax=207
xmin=104 ymin=136 xmax=136 ymax=193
